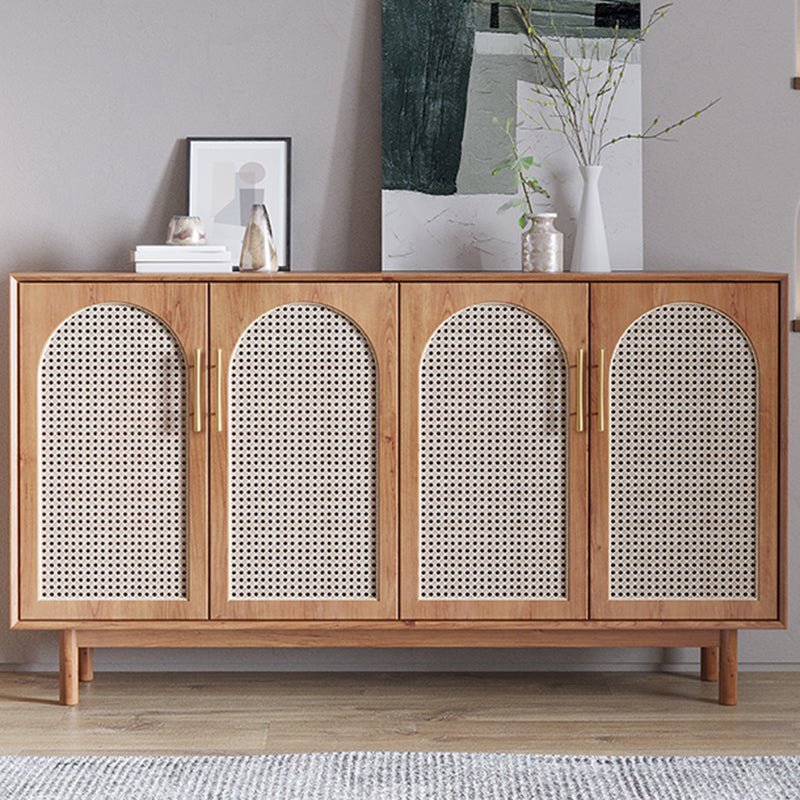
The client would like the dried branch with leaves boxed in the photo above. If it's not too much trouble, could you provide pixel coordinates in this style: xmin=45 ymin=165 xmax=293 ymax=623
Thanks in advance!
xmin=492 ymin=116 xmax=550 ymax=227
xmin=514 ymin=1 xmax=719 ymax=166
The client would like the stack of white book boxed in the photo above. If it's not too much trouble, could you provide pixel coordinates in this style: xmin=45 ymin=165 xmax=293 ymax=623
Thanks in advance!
xmin=133 ymin=245 xmax=234 ymax=273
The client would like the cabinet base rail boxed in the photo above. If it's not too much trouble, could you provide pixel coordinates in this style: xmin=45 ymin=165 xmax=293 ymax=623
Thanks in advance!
xmin=57 ymin=627 xmax=738 ymax=707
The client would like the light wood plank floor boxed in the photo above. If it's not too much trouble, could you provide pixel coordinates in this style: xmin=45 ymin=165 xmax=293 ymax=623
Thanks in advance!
xmin=0 ymin=671 xmax=798 ymax=757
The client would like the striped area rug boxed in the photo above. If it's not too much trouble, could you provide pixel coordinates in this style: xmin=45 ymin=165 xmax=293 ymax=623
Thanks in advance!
xmin=0 ymin=752 xmax=797 ymax=799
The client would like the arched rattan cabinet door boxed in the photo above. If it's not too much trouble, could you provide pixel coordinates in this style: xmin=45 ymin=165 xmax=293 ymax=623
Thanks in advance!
xmin=400 ymin=282 xmax=589 ymax=620
xmin=209 ymin=283 xmax=397 ymax=620
xmin=590 ymin=282 xmax=780 ymax=621
xmin=17 ymin=283 xmax=208 ymax=621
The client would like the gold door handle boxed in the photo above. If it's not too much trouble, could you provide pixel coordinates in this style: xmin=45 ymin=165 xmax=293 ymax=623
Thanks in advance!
xmin=216 ymin=348 xmax=223 ymax=433
xmin=598 ymin=348 xmax=606 ymax=433
xmin=576 ymin=348 xmax=585 ymax=433
xmin=194 ymin=348 xmax=202 ymax=433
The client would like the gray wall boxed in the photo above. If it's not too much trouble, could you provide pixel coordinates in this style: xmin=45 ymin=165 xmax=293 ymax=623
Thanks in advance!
xmin=1 ymin=0 xmax=798 ymax=672
xmin=641 ymin=0 xmax=800 ymax=671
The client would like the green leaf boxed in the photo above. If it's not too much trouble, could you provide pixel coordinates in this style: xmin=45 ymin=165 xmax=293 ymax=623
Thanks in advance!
xmin=498 ymin=198 xmax=526 ymax=214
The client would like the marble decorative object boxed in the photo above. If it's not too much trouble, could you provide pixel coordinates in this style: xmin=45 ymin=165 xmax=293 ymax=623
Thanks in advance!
xmin=240 ymin=204 xmax=278 ymax=272
xmin=166 ymin=216 xmax=205 ymax=245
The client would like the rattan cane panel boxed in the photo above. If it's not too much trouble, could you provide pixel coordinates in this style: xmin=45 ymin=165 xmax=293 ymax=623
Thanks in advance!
xmin=419 ymin=303 xmax=569 ymax=600
xmin=228 ymin=303 xmax=378 ymax=600
xmin=609 ymin=303 xmax=758 ymax=600
xmin=39 ymin=304 xmax=189 ymax=600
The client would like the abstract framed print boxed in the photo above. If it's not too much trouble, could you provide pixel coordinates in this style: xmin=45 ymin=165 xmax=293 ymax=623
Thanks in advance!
xmin=188 ymin=137 xmax=291 ymax=270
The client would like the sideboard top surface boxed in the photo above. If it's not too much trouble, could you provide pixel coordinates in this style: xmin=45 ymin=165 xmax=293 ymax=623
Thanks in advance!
xmin=9 ymin=271 xmax=789 ymax=284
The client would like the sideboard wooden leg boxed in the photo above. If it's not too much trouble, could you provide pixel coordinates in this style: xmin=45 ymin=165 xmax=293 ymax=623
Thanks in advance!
xmin=59 ymin=630 xmax=79 ymax=706
xmin=78 ymin=647 xmax=94 ymax=682
xmin=719 ymin=630 xmax=738 ymax=706
xmin=701 ymin=646 xmax=719 ymax=681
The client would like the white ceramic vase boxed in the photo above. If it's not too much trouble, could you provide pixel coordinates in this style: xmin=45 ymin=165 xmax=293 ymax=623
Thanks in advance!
xmin=571 ymin=164 xmax=611 ymax=273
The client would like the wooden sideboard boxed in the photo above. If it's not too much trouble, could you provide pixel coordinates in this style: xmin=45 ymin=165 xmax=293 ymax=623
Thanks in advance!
xmin=9 ymin=272 xmax=788 ymax=705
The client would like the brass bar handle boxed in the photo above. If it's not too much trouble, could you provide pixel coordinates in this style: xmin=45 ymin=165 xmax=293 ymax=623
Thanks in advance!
xmin=216 ymin=348 xmax=223 ymax=433
xmin=598 ymin=348 xmax=606 ymax=433
xmin=576 ymin=348 xmax=585 ymax=433
xmin=194 ymin=348 xmax=202 ymax=433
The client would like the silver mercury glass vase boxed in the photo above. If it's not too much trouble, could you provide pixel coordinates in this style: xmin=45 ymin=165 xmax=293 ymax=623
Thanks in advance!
xmin=521 ymin=212 xmax=563 ymax=273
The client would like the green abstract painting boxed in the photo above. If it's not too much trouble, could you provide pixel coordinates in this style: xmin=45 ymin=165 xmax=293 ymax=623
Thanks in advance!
xmin=382 ymin=0 xmax=476 ymax=195
xmin=382 ymin=1 xmax=640 ymax=196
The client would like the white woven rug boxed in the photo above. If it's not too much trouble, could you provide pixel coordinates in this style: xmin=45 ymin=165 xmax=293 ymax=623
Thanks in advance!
xmin=0 ymin=752 xmax=798 ymax=799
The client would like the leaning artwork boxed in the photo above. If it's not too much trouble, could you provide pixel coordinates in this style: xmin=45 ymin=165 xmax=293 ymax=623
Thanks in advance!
xmin=381 ymin=0 xmax=642 ymax=270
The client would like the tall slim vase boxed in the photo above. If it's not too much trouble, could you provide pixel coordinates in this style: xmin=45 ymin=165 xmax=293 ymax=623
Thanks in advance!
xmin=571 ymin=164 xmax=611 ymax=273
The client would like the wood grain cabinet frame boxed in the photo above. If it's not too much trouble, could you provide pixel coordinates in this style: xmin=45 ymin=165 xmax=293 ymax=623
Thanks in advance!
xmin=16 ymin=282 xmax=209 ymax=623
xmin=590 ymin=282 xmax=781 ymax=623
xmin=399 ymin=282 xmax=589 ymax=621
xmin=208 ymin=282 xmax=398 ymax=621
xmin=9 ymin=272 xmax=787 ymax=706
